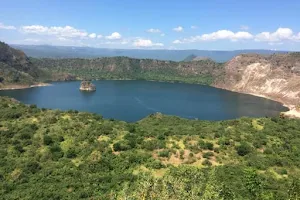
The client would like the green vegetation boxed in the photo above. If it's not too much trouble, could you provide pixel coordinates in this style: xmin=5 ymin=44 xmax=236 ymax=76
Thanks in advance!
xmin=0 ymin=41 xmax=75 ymax=88
xmin=1 ymin=97 xmax=300 ymax=199
xmin=30 ymin=56 xmax=224 ymax=85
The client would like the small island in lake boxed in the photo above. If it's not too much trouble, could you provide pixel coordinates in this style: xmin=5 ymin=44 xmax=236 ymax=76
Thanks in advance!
xmin=79 ymin=81 xmax=96 ymax=91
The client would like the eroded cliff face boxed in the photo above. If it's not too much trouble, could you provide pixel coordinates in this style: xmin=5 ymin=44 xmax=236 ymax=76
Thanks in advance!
xmin=214 ymin=53 xmax=300 ymax=106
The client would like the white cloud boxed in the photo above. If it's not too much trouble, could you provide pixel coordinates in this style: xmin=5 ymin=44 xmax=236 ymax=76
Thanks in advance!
xmin=88 ymin=33 xmax=96 ymax=39
xmin=191 ymin=25 xmax=198 ymax=29
xmin=133 ymin=39 xmax=164 ymax=47
xmin=146 ymin=28 xmax=161 ymax=33
xmin=0 ymin=22 xmax=16 ymax=30
xmin=172 ymin=39 xmax=183 ymax=44
xmin=173 ymin=26 xmax=184 ymax=32
xmin=255 ymin=28 xmax=295 ymax=42
xmin=20 ymin=25 xmax=88 ymax=38
xmin=106 ymin=32 xmax=122 ymax=40
xmin=173 ymin=30 xmax=253 ymax=44
xmin=97 ymin=34 xmax=103 ymax=39
xmin=240 ymin=25 xmax=249 ymax=30
xmin=201 ymin=30 xmax=253 ymax=41
xmin=160 ymin=33 xmax=165 ymax=37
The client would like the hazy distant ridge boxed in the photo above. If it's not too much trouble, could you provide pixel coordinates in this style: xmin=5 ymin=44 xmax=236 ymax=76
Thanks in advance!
xmin=10 ymin=44 xmax=289 ymax=62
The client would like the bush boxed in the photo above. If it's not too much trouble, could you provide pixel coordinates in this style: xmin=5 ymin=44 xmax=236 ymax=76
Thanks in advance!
xmin=43 ymin=135 xmax=53 ymax=145
xmin=202 ymin=159 xmax=212 ymax=166
xmin=263 ymin=148 xmax=273 ymax=154
xmin=29 ymin=104 xmax=37 ymax=109
xmin=276 ymin=168 xmax=288 ymax=175
xmin=142 ymin=140 xmax=165 ymax=151
xmin=25 ymin=161 xmax=41 ymax=174
xmin=146 ymin=160 xmax=165 ymax=169
xmin=66 ymin=148 xmax=77 ymax=158
xmin=158 ymin=150 xmax=170 ymax=158
xmin=203 ymin=152 xmax=214 ymax=159
xmin=113 ymin=141 xmax=131 ymax=151
xmin=236 ymin=142 xmax=252 ymax=156
xmin=198 ymin=140 xmax=214 ymax=150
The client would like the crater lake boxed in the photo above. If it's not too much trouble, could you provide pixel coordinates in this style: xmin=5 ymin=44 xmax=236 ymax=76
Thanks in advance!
xmin=0 ymin=80 xmax=288 ymax=122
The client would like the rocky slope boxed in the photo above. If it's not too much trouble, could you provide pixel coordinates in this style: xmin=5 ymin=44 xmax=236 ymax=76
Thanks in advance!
xmin=0 ymin=41 xmax=76 ymax=89
xmin=214 ymin=53 xmax=300 ymax=109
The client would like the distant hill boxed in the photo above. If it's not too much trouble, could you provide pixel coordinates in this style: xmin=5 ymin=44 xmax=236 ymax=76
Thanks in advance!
xmin=183 ymin=54 xmax=197 ymax=61
xmin=10 ymin=44 xmax=290 ymax=62
xmin=0 ymin=42 xmax=75 ymax=89
xmin=0 ymin=41 xmax=45 ymax=86
xmin=184 ymin=54 xmax=212 ymax=62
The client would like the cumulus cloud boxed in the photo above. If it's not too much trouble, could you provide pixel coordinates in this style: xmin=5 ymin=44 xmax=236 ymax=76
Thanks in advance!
xmin=191 ymin=25 xmax=198 ymax=29
xmin=20 ymin=25 xmax=88 ymax=38
xmin=88 ymin=33 xmax=96 ymax=39
xmin=97 ymin=34 xmax=103 ymax=39
xmin=133 ymin=39 xmax=164 ymax=47
xmin=255 ymin=28 xmax=295 ymax=42
xmin=146 ymin=28 xmax=161 ymax=33
xmin=201 ymin=30 xmax=253 ymax=41
xmin=106 ymin=32 xmax=122 ymax=40
xmin=173 ymin=26 xmax=184 ymax=32
xmin=173 ymin=30 xmax=253 ymax=44
xmin=0 ymin=22 xmax=16 ymax=30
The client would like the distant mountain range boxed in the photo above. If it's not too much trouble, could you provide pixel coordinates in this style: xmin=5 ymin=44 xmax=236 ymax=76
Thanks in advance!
xmin=10 ymin=44 xmax=290 ymax=62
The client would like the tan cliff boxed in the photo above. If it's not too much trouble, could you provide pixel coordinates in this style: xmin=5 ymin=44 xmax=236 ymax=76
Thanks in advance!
xmin=214 ymin=53 xmax=300 ymax=117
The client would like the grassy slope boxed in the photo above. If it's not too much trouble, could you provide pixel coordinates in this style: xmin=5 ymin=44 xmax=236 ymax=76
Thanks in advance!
xmin=1 ymin=97 xmax=300 ymax=199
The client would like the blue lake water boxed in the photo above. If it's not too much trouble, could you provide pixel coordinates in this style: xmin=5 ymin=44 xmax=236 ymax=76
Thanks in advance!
xmin=0 ymin=80 xmax=288 ymax=122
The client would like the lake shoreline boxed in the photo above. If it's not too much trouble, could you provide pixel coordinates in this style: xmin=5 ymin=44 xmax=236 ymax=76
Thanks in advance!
xmin=211 ymin=86 xmax=299 ymax=119
xmin=1 ymin=79 xmax=298 ymax=119
xmin=0 ymin=83 xmax=51 ymax=91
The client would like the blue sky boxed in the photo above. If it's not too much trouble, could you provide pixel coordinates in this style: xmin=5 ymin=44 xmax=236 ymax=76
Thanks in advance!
xmin=1 ymin=0 xmax=300 ymax=50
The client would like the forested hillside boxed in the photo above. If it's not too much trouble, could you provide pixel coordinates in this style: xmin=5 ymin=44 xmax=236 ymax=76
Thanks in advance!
xmin=1 ymin=97 xmax=300 ymax=199
xmin=0 ymin=42 xmax=76 ymax=89
xmin=0 ymin=41 xmax=51 ymax=86
xmin=31 ymin=57 xmax=224 ymax=85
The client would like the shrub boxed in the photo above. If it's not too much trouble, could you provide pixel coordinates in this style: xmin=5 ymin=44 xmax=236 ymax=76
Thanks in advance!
xmin=202 ymin=159 xmax=212 ymax=166
xmin=29 ymin=104 xmax=37 ymax=109
xmin=263 ymin=148 xmax=273 ymax=154
xmin=203 ymin=152 xmax=214 ymax=159
xmin=25 ymin=161 xmax=41 ymax=174
xmin=198 ymin=140 xmax=214 ymax=150
xmin=236 ymin=142 xmax=252 ymax=156
xmin=276 ymin=168 xmax=288 ymax=175
xmin=66 ymin=149 xmax=77 ymax=158
xmin=146 ymin=160 xmax=165 ymax=169
xmin=113 ymin=141 xmax=131 ymax=151
xmin=206 ymin=142 xmax=214 ymax=150
xmin=158 ymin=150 xmax=170 ymax=158
xmin=43 ymin=135 xmax=53 ymax=145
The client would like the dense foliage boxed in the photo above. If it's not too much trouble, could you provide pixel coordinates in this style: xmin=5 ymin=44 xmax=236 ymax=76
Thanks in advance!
xmin=0 ymin=97 xmax=300 ymax=199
